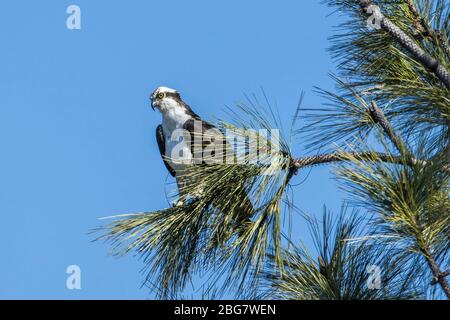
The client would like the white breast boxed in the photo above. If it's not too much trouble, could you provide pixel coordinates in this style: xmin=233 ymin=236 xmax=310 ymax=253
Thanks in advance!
xmin=161 ymin=107 xmax=193 ymax=173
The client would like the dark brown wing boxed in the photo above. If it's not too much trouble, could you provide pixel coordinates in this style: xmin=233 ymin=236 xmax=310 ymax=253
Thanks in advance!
xmin=182 ymin=118 xmax=228 ymax=165
xmin=156 ymin=124 xmax=176 ymax=177
xmin=182 ymin=118 xmax=254 ymax=232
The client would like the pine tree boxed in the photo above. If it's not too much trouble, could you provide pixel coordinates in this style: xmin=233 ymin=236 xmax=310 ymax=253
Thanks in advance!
xmin=98 ymin=0 xmax=449 ymax=299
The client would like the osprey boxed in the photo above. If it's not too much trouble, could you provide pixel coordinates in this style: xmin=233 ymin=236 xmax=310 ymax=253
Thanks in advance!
xmin=150 ymin=86 xmax=252 ymax=229
xmin=150 ymin=86 xmax=223 ymax=205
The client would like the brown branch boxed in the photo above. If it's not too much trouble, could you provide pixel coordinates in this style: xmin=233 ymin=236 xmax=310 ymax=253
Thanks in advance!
xmin=423 ymin=248 xmax=450 ymax=299
xmin=367 ymin=101 xmax=450 ymax=172
xmin=406 ymin=0 xmax=420 ymax=21
xmin=406 ymin=0 xmax=450 ymax=59
xmin=369 ymin=101 xmax=409 ymax=154
xmin=293 ymin=152 xmax=409 ymax=169
xmin=406 ymin=0 xmax=431 ymax=38
xmin=292 ymin=150 xmax=450 ymax=174
xmin=435 ymin=29 xmax=450 ymax=61
xmin=431 ymin=270 xmax=450 ymax=285
xmin=359 ymin=0 xmax=450 ymax=89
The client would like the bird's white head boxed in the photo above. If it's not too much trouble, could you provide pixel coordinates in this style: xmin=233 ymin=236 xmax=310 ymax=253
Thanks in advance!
xmin=150 ymin=86 xmax=182 ymax=113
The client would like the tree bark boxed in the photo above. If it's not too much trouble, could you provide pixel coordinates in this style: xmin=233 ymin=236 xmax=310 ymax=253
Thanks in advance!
xmin=359 ymin=0 xmax=450 ymax=89
xmin=293 ymin=152 xmax=404 ymax=169
xmin=369 ymin=101 xmax=409 ymax=154
xmin=423 ymin=248 xmax=450 ymax=299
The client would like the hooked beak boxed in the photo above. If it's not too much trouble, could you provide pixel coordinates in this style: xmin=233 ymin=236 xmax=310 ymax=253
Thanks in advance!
xmin=150 ymin=96 xmax=156 ymax=111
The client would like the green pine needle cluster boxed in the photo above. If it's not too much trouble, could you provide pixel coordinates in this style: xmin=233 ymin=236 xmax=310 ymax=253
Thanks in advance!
xmin=260 ymin=207 xmax=422 ymax=300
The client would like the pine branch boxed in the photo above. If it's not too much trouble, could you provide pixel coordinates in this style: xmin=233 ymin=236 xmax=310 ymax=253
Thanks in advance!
xmin=431 ymin=270 xmax=450 ymax=285
xmin=423 ymin=248 xmax=450 ymax=299
xmin=260 ymin=207 xmax=423 ymax=300
xmin=406 ymin=0 xmax=420 ymax=24
xmin=436 ymin=29 xmax=450 ymax=60
xmin=359 ymin=0 xmax=450 ymax=89
xmin=369 ymin=101 xmax=409 ymax=154
xmin=293 ymin=151 xmax=450 ymax=184
xmin=406 ymin=0 xmax=432 ymax=39
xmin=406 ymin=0 xmax=450 ymax=59
xmin=293 ymin=152 xmax=419 ymax=169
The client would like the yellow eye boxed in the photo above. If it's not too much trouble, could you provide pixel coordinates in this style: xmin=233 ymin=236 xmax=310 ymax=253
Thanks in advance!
xmin=157 ymin=92 xmax=165 ymax=99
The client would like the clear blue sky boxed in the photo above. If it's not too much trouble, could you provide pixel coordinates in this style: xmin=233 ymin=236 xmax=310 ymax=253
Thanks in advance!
xmin=0 ymin=0 xmax=345 ymax=299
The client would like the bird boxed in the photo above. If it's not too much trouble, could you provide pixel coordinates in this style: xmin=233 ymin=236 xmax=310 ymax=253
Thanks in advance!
xmin=150 ymin=86 xmax=253 ymax=232
xmin=150 ymin=86 xmax=224 ymax=205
